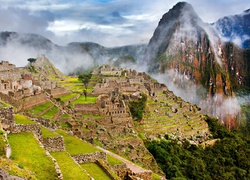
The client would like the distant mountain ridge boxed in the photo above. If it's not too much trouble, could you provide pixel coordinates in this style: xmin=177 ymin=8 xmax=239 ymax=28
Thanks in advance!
xmin=212 ymin=9 xmax=250 ymax=49
xmin=0 ymin=31 xmax=146 ymax=74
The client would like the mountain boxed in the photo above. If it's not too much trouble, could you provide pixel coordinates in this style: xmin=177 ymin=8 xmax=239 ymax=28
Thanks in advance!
xmin=212 ymin=9 xmax=250 ymax=49
xmin=0 ymin=31 xmax=146 ymax=74
xmin=143 ymin=2 xmax=250 ymax=128
xmin=67 ymin=42 xmax=146 ymax=65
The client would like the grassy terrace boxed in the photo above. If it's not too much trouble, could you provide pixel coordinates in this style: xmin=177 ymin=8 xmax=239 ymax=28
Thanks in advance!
xmin=30 ymin=102 xmax=52 ymax=115
xmin=58 ymin=93 xmax=78 ymax=102
xmin=51 ymin=152 xmax=89 ymax=179
xmin=41 ymin=126 xmax=59 ymax=139
xmin=0 ymin=129 xmax=6 ymax=157
xmin=72 ymin=95 xmax=97 ymax=104
xmin=41 ymin=106 xmax=58 ymax=120
xmin=56 ymin=129 xmax=100 ymax=155
xmin=107 ymin=154 xmax=124 ymax=166
xmin=14 ymin=114 xmax=36 ymax=124
xmin=8 ymin=132 xmax=57 ymax=179
xmin=81 ymin=163 xmax=111 ymax=180
xmin=82 ymin=114 xmax=105 ymax=119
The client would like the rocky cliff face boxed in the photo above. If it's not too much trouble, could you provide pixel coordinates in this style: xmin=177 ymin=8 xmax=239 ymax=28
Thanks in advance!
xmin=212 ymin=9 xmax=250 ymax=49
xmin=143 ymin=2 xmax=249 ymax=128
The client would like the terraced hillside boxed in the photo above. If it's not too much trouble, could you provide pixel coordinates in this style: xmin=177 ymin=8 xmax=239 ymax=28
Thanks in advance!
xmin=0 ymin=63 xmax=213 ymax=179
xmin=135 ymin=92 xmax=210 ymax=141
xmin=1 ymin=111 xmax=156 ymax=179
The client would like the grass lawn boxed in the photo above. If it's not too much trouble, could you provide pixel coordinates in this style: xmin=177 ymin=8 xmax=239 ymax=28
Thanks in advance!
xmin=56 ymin=129 xmax=100 ymax=155
xmin=14 ymin=114 xmax=36 ymax=124
xmin=81 ymin=163 xmax=111 ymax=180
xmin=42 ymin=106 xmax=58 ymax=119
xmin=8 ymin=132 xmax=58 ymax=179
xmin=30 ymin=102 xmax=52 ymax=115
xmin=72 ymin=95 xmax=97 ymax=104
xmin=63 ymin=77 xmax=81 ymax=83
xmin=59 ymin=93 xmax=78 ymax=102
xmin=107 ymin=154 xmax=124 ymax=166
xmin=41 ymin=126 xmax=59 ymax=139
xmin=51 ymin=152 xmax=89 ymax=180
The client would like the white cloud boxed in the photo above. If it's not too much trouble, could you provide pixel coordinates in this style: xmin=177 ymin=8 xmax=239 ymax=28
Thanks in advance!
xmin=0 ymin=0 xmax=250 ymax=46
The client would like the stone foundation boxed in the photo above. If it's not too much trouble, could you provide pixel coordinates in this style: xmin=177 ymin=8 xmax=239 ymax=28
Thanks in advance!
xmin=72 ymin=152 xmax=107 ymax=163
xmin=42 ymin=136 xmax=65 ymax=152
xmin=11 ymin=124 xmax=42 ymax=140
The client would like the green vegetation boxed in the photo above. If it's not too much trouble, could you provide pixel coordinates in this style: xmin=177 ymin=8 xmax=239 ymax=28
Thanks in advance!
xmin=41 ymin=126 xmax=58 ymax=138
xmin=0 ymin=100 xmax=12 ymax=108
xmin=0 ymin=157 xmax=36 ymax=179
xmin=107 ymin=154 xmax=124 ymax=166
xmin=0 ymin=129 xmax=6 ymax=157
xmin=81 ymin=163 xmax=111 ymax=180
xmin=58 ymin=93 xmax=78 ymax=102
xmin=30 ymin=102 xmax=52 ymax=115
xmin=56 ymin=129 xmax=100 ymax=155
xmin=78 ymin=72 xmax=92 ymax=89
xmin=14 ymin=114 xmax=36 ymax=124
xmin=41 ymin=106 xmax=58 ymax=119
xmin=129 ymin=93 xmax=147 ymax=120
xmin=82 ymin=114 xmax=104 ymax=119
xmin=72 ymin=95 xmax=97 ymax=104
xmin=8 ymin=132 xmax=57 ymax=179
xmin=51 ymin=151 xmax=89 ymax=179
xmin=147 ymin=116 xmax=250 ymax=179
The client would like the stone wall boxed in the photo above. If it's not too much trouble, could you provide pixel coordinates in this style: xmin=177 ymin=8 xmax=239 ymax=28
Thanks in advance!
xmin=21 ymin=93 xmax=49 ymax=110
xmin=31 ymin=118 xmax=56 ymax=129
xmin=0 ymin=108 xmax=15 ymax=130
xmin=46 ymin=87 xmax=70 ymax=98
xmin=42 ymin=136 xmax=65 ymax=152
xmin=95 ymin=160 xmax=119 ymax=180
xmin=11 ymin=124 xmax=42 ymax=139
xmin=74 ymin=104 xmax=99 ymax=115
xmin=72 ymin=152 xmax=107 ymax=164
xmin=113 ymin=164 xmax=131 ymax=179
xmin=128 ymin=171 xmax=152 ymax=180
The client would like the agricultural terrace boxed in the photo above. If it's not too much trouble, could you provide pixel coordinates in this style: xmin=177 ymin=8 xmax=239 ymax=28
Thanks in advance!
xmin=71 ymin=95 xmax=97 ymax=104
xmin=51 ymin=151 xmax=89 ymax=179
xmin=8 ymin=132 xmax=58 ymax=179
xmin=14 ymin=114 xmax=36 ymax=124
xmin=55 ymin=129 xmax=100 ymax=155
xmin=41 ymin=106 xmax=58 ymax=120
xmin=41 ymin=126 xmax=59 ymax=139
xmin=81 ymin=163 xmax=111 ymax=180
xmin=29 ymin=102 xmax=53 ymax=116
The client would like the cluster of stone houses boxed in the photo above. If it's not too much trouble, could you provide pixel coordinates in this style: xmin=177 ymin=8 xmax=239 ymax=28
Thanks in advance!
xmin=0 ymin=61 xmax=58 ymax=100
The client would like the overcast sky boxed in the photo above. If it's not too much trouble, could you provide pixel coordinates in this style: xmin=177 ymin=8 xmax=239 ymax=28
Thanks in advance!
xmin=0 ymin=0 xmax=249 ymax=47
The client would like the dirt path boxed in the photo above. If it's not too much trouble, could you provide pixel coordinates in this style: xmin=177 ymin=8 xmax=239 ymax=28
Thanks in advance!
xmin=96 ymin=146 xmax=149 ymax=173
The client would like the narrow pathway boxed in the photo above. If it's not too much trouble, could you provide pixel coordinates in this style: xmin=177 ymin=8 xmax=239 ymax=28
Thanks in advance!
xmin=96 ymin=146 xmax=149 ymax=173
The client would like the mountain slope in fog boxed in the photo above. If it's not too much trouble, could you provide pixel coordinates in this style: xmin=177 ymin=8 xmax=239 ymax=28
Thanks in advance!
xmin=143 ymin=2 xmax=250 ymax=127
xmin=212 ymin=9 xmax=250 ymax=49
xmin=0 ymin=31 xmax=146 ymax=74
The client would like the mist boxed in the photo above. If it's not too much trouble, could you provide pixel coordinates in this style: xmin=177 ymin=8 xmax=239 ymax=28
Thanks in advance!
xmin=0 ymin=37 xmax=96 ymax=74
xmin=150 ymin=70 xmax=242 ymax=124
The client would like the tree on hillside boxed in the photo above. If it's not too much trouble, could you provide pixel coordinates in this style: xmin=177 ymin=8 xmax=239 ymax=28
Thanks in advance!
xmin=129 ymin=93 xmax=147 ymax=121
xmin=27 ymin=58 xmax=37 ymax=63
xmin=78 ymin=73 xmax=92 ymax=89
xmin=78 ymin=72 xmax=92 ymax=101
